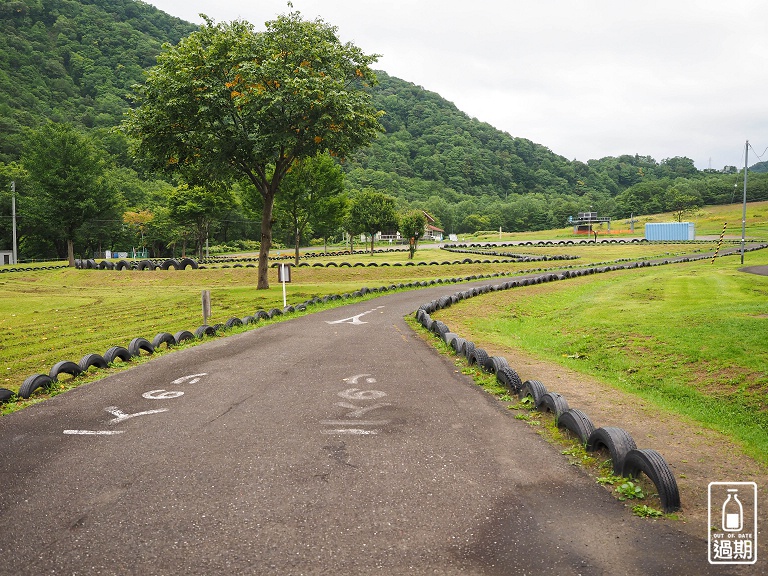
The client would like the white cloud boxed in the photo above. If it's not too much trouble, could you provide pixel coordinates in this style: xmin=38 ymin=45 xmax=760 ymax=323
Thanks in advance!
xmin=147 ymin=0 xmax=768 ymax=169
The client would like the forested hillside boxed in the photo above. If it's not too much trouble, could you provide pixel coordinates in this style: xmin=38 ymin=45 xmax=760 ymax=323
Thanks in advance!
xmin=344 ymin=72 xmax=768 ymax=234
xmin=1 ymin=0 xmax=767 ymax=261
xmin=0 ymin=0 xmax=196 ymax=162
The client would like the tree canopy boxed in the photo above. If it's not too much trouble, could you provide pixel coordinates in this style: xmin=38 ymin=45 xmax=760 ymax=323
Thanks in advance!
xmin=123 ymin=12 xmax=384 ymax=287
xmin=346 ymin=189 xmax=398 ymax=254
xmin=5 ymin=1 xmax=768 ymax=263
xmin=20 ymin=122 xmax=116 ymax=265
xmin=277 ymin=152 xmax=344 ymax=264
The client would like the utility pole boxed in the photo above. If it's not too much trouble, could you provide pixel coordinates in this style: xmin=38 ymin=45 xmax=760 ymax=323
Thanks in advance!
xmin=11 ymin=181 xmax=18 ymax=265
xmin=741 ymin=140 xmax=748 ymax=265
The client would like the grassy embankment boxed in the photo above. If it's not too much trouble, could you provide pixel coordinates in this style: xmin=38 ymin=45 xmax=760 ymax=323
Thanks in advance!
xmin=434 ymin=249 xmax=768 ymax=464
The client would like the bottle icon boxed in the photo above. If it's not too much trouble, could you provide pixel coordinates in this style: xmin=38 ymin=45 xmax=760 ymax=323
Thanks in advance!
xmin=722 ymin=489 xmax=743 ymax=532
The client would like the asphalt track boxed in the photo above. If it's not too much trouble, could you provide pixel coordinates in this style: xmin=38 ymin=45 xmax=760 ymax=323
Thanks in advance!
xmin=0 ymin=281 xmax=749 ymax=575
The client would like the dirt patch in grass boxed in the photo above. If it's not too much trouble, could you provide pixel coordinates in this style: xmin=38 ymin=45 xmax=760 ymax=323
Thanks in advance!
xmin=437 ymin=330 xmax=768 ymax=540
xmin=527 ymin=350 xmax=764 ymax=534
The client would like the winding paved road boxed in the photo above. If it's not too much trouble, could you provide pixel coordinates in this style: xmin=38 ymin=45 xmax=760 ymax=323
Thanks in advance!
xmin=0 ymin=280 xmax=748 ymax=575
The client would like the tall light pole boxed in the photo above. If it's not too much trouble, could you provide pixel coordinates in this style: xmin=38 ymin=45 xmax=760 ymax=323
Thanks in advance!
xmin=741 ymin=140 xmax=748 ymax=265
xmin=11 ymin=181 xmax=17 ymax=265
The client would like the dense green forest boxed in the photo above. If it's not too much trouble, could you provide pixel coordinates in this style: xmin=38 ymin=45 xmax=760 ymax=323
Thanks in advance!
xmin=1 ymin=0 xmax=767 ymax=261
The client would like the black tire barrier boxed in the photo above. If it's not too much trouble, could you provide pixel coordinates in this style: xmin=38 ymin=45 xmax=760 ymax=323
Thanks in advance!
xmin=174 ymin=330 xmax=195 ymax=344
xmin=461 ymin=340 xmax=476 ymax=360
xmin=152 ymin=332 xmax=175 ymax=349
xmin=104 ymin=346 xmax=132 ymax=364
xmin=586 ymin=426 xmax=639 ymax=476
xmin=225 ymin=317 xmax=244 ymax=329
xmin=443 ymin=332 xmax=458 ymax=347
xmin=18 ymin=374 xmax=53 ymax=399
xmin=557 ymin=409 xmax=596 ymax=444
xmin=195 ymin=325 xmax=216 ymax=338
xmin=78 ymin=353 xmax=108 ymax=372
xmin=160 ymin=259 xmax=180 ymax=270
xmin=268 ymin=308 xmax=283 ymax=318
xmin=49 ymin=360 xmax=83 ymax=381
xmin=519 ymin=379 xmax=547 ymax=406
xmin=539 ymin=392 xmax=570 ymax=420
xmin=451 ymin=337 xmax=467 ymax=354
xmin=496 ymin=366 xmax=523 ymax=393
xmin=468 ymin=348 xmax=489 ymax=368
xmin=116 ymin=260 xmax=131 ymax=271
xmin=128 ymin=337 xmax=154 ymax=357
xmin=242 ymin=316 xmax=255 ymax=325
xmin=432 ymin=320 xmax=450 ymax=337
xmin=484 ymin=356 xmax=509 ymax=375
xmin=179 ymin=258 xmax=198 ymax=270
xmin=255 ymin=310 xmax=270 ymax=321
xmin=0 ymin=388 xmax=14 ymax=403
xmin=622 ymin=449 xmax=681 ymax=513
xmin=137 ymin=260 xmax=155 ymax=271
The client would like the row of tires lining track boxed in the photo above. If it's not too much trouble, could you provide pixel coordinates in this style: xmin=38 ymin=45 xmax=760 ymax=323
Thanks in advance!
xmin=412 ymin=241 xmax=768 ymax=514
xmin=415 ymin=286 xmax=682 ymax=514
xmin=0 ymin=270 xmax=532 ymax=407
xmin=0 ymin=265 xmax=67 ymax=274
xmin=453 ymin=238 xmax=744 ymax=248
xmin=5 ymin=242 xmax=766 ymax=411
xmin=74 ymin=258 xmax=198 ymax=270
xmin=71 ymin=248 xmax=412 ymax=271
xmin=74 ymin=256 xmax=585 ymax=271
xmin=439 ymin=247 xmax=579 ymax=262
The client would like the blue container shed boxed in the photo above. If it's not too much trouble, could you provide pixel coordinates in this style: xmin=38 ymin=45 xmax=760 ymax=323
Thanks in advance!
xmin=645 ymin=222 xmax=695 ymax=241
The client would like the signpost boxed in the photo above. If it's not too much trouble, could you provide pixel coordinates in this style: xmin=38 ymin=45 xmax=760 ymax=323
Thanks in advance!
xmin=278 ymin=264 xmax=291 ymax=307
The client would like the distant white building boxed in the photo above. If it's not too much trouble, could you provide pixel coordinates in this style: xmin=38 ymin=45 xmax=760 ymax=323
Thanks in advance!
xmin=423 ymin=212 xmax=444 ymax=241
xmin=0 ymin=250 xmax=14 ymax=265
xmin=376 ymin=211 xmax=444 ymax=243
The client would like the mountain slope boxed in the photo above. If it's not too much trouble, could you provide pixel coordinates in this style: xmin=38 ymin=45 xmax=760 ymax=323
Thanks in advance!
xmin=0 ymin=0 xmax=196 ymax=162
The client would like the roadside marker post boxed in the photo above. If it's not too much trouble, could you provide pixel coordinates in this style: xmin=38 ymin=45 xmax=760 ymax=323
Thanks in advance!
xmin=711 ymin=222 xmax=727 ymax=263
xmin=201 ymin=290 xmax=211 ymax=324
xmin=278 ymin=264 xmax=291 ymax=307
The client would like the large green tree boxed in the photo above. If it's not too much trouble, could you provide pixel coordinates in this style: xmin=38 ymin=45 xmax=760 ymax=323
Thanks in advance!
xmin=21 ymin=122 xmax=113 ymax=265
xmin=167 ymin=184 xmax=234 ymax=259
xmin=399 ymin=209 xmax=427 ymax=258
xmin=124 ymin=12 xmax=383 ymax=287
xmin=277 ymin=153 xmax=344 ymax=264
xmin=346 ymin=189 xmax=398 ymax=254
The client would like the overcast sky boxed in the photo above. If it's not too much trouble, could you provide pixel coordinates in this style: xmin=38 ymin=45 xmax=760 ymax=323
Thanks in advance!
xmin=147 ymin=0 xmax=768 ymax=170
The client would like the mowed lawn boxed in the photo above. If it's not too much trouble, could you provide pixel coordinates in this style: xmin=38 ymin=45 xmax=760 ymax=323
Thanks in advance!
xmin=2 ymin=239 xmax=766 ymax=460
xmin=434 ymin=250 xmax=768 ymax=462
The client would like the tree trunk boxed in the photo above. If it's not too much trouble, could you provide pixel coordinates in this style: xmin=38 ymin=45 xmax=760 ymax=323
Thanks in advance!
xmin=67 ymin=238 xmax=75 ymax=267
xmin=257 ymin=189 xmax=276 ymax=289
xmin=370 ymin=234 xmax=375 ymax=255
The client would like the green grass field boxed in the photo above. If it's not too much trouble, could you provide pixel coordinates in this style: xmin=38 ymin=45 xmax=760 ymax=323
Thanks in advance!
xmin=465 ymin=199 xmax=768 ymax=241
xmin=434 ymin=250 xmax=768 ymax=463
xmin=2 ymin=201 xmax=767 ymax=465
xmin=1 ymin=241 xmax=722 ymax=395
